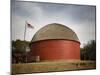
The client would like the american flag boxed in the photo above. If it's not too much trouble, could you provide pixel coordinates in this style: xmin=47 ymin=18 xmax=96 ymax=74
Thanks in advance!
xmin=26 ymin=22 xmax=34 ymax=29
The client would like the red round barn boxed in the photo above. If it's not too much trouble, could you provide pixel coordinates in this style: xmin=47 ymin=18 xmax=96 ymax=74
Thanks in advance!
xmin=29 ymin=23 xmax=80 ymax=61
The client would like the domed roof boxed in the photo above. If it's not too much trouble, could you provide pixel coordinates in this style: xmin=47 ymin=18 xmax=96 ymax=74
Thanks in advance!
xmin=31 ymin=23 xmax=80 ymax=43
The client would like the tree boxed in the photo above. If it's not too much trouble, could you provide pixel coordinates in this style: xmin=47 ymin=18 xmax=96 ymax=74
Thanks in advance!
xmin=12 ymin=39 xmax=30 ymax=63
xmin=81 ymin=40 xmax=96 ymax=60
xmin=12 ymin=39 xmax=30 ymax=53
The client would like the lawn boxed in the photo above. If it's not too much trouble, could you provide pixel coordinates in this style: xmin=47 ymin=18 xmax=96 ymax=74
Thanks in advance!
xmin=12 ymin=60 xmax=96 ymax=74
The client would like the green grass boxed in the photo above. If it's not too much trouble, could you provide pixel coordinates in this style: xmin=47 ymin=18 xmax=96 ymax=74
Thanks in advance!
xmin=12 ymin=60 xmax=96 ymax=74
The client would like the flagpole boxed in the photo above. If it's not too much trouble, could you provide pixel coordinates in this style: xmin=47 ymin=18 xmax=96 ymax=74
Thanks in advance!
xmin=24 ymin=21 xmax=27 ymax=41
xmin=24 ymin=21 xmax=27 ymax=63
xmin=23 ymin=21 xmax=34 ymax=63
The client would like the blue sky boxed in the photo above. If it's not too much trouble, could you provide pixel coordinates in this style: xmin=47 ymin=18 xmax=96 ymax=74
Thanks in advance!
xmin=11 ymin=1 xmax=96 ymax=47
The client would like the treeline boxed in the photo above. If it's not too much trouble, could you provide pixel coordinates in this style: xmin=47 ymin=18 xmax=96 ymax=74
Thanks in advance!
xmin=81 ymin=40 xmax=96 ymax=60
xmin=12 ymin=39 xmax=30 ymax=63
xmin=12 ymin=39 xmax=30 ymax=53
